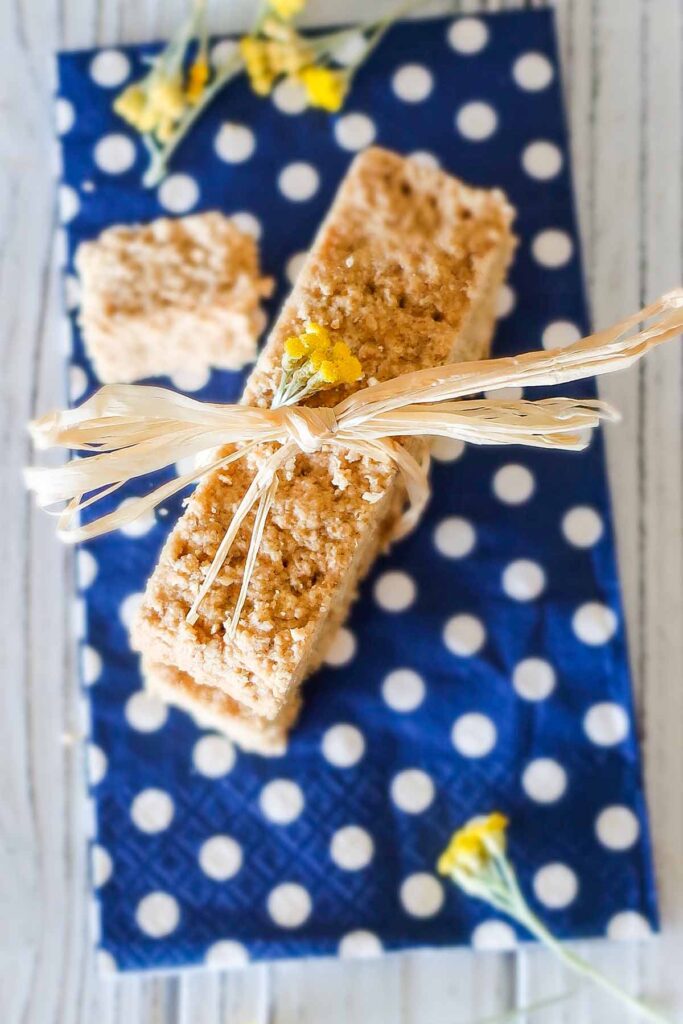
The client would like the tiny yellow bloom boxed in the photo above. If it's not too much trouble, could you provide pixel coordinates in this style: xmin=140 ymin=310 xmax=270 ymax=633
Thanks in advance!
xmin=437 ymin=813 xmax=509 ymax=878
xmin=269 ymin=0 xmax=306 ymax=20
xmin=186 ymin=58 xmax=210 ymax=104
xmin=113 ymin=84 xmax=147 ymax=126
xmin=298 ymin=65 xmax=348 ymax=113
xmin=148 ymin=75 xmax=187 ymax=120
xmin=284 ymin=335 xmax=308 ymax=360
xmin=318 ymin=359 xmax=339 ymax=384
xmin=338 ymin=354 xmax=363 ymax=383
xmin=240 ymin=36 xmax=277 ymax=96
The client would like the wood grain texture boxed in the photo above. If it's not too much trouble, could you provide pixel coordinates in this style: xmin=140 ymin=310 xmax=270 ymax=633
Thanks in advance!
xmin=2 ymin=0 xmax=682 ymax=1021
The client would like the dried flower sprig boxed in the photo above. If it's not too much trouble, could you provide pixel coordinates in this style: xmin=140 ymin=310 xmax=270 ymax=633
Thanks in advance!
xmin=273 ymin=321 xmax=363 ymax=408
xmin=113 ymin=0 xmax=426 ymax=185
xmin=439 ymin=815 xmax=672 ymax=1024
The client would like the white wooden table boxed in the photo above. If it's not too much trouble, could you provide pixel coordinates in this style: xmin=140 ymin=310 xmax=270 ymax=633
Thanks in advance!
xmin=2 ymin=0 xmax=682 ymax=1020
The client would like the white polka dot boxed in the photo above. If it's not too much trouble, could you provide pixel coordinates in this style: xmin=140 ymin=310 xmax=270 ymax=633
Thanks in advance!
xmin=562 ymin=506 xmax=603 ymax=548
xmin=131 ymin=788 xmax=174 ymax=834
xmin=215 ymin=123 xmax=255 ymax=163
xmin=522 ymin=140 xmax=563 ymax=180
xmin=434 ymin=517 xmax=476 ymax=558
xmin=272 ymin=77 xmax=308 ymax=115
xmin=231 ymin=211 xmax=262 ymax=239
xmin=56 ymin=98 xmax=75 ymax=135
xmin=136 ymin=892 xmax=179 ymax=938
xmin=452 ymin=713 xmax=497 ymax=757
xmin=390 ymin=769 xmax=434 ymax=814
xmin=334 ymin=113 xmax=376 ymax=152
xmin=260 ymin=779 xmax=304 ymax=824
xmin=322 ymin=723 xmax=365 ymax=768
xmin=472 ymin=920 xmax=517 ymax=951
xmin=392 ymin=64 xmax=433 ymax=103
xmin=596 ymin=806 xmax=640 ymax=851
xmin=94 ymin=133 xmax=135 ymax=174
xmin=126 ymin=690 xmax=168 ymax=733
xmin=607 ymin=911 xmax=653 ymax=942
xmin=502 ymin=559 xmax=546 ymax=601
xmin=382 ymin=668 xmax=425 ymax=712
xmin=278 ymin=162 xmax=319 ymax=202
xmin=119 ymin=591 xmax=143 ymax=631
xmin=448 ymin=17 xmax=489 ymax=54
xmin=456 ymin=101 xmax=498 ymax=141
xmin=193 ymin=734 xmax=236 ymax=777
xmin=158 ymin=174 xmax=199 ymax=214
xmin=443 ymin=614 xmax=486 ymax=657
xmin=87 ymin=743 xmax=107 ymax=786
xmin=513 ymin=658 xmax=556 ymax=701
xmin=82 ymin=645 xmax=102 ymax=685
xmin=72 ymin=598 xmax=86 ymax=639
xmin=400 ymin=873 xmax=444 ymax=918
xmin=584 ymin=702 xmax=629 ymax=746
xmin=267 ymin=883 xmax=311 ymax=928
xmin=324 ymin=627 xmax=357 ymax=667
xmin=522 ymin=758 xmax=567 ymax=803
xmin=70 ymin=364 xmax=88 ymax=401
xmin=96 ymin=949 xmax=117 ymax=974
xmin=409 ymin=150 xmax=440 ymax=169
xmin=339 ymin=930 xmax=383 ymax=959
xmin=533 ymin=863 xmax=578 ymax=909
xmin=514 ymin=52 xmax=555 ymax=91
xmin=211 ymin=39 xmax=238 ymax=69
xmin=170 ymin=364 xmax=211 ymax=392
xmin=199 ymin=835 xmax=243 ymax=881
xmin=331 ymin=32 xmax=367 ymax=67
xmin=59 ymin=184 xmax=80 ymax=224
xmin=205 ymin=939 xmax=249 ymax=968
xmin=542 ymin=320 xmax=581 ymax=350
xmin=118 ymin=500 xmax=155 ymax=537
xmin=496 ymin=284 xmax=516 ymax=319
xmin=92 ymin=844 xmax=112 ymax=888
xmin=90 ymin=50 xmax=130 ymax=88
xmin=286 ymin=250 xmax=307 ymax=285
xmin=64 ymin=273 xmax=81 ymax=311
xmin=532 ymin=229 xmax=573 ymax=268
xmin=493 ymin=464 xmax=535 ymax=504
xmin=573 ymin=603 xmax=618 ymax=646
xmin=78 ymin=549 xmax=98 ymax=589
xmin=330 ymin=825 xmax=374 ymax=871
xmin=374 ymin=570 xmax=416 ymax=612
xmin=431 ymin=437 xmax=465 ymax=463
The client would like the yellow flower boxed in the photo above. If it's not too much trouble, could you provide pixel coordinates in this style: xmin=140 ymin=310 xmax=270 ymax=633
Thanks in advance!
xmin=240 ymin=36 xmax=277 ymax=96
xmin=113 ymin=84 xmax=147 ymax=126
xmin=284 ymin=335 xmax=308 ymax=360
xmin=148 ymin=75 xmax=187 ymax=121
xmin=298 ymin=65 xmax=348 ymax=112
xmin=275 ymin=322 xmax=364 ymax=405
xmin=269 ymin=0 xmax=306 ymax=20
xmin=186 ymin=58 xmax=210 ymax=104
xmin=318 ymin=359 xmax=338 ymax=384
xmin=437 ymin=813 xmax=509 ymax=878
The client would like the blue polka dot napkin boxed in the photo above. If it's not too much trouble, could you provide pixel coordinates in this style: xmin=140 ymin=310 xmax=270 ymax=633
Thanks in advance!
xmin=56 ymin=9 xmax=658 ymax=973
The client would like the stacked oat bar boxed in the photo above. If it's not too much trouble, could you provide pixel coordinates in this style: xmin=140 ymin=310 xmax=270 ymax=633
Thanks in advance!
xmin=132 ymin=147 xmax=516 ymax=754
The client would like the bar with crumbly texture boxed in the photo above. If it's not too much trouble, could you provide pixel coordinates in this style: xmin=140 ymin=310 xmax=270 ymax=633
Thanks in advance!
xmin=75 ymin=211 xmax=272 ymax=384
xmin=132 ymin=147 xmax=516 ymax=735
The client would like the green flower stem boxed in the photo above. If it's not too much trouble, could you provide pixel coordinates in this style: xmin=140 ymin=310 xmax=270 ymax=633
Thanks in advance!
xmin=142 ymin=51 xmax=244 ymax=186
xmin=511 ymin=903 xmax=671 ymax=1024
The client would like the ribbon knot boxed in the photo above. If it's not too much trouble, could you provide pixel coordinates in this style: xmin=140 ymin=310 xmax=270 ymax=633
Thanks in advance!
xmin=275 ymin=405 xmax=339 ymax=454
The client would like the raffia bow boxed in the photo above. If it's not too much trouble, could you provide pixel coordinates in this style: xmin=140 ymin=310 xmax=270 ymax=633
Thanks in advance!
xmin=26 ymin=289 xmax=683 ymax=634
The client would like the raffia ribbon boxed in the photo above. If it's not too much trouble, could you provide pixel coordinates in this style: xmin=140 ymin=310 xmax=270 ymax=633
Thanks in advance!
xmin=26 ymin=289 xmax=683 ymax=634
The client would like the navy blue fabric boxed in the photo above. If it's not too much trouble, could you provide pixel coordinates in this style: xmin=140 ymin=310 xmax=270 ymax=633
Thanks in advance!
xmin=56 ymin=10 xmax=658 ymax=973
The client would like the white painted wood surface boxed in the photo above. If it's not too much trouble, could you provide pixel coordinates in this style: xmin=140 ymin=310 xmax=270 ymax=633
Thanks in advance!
xmin=1 ymin=0 xmax=682 ymax=1020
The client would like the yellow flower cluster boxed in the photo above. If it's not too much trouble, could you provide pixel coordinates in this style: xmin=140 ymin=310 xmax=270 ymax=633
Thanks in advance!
xmin=298 ymin=66 xmax=348 ymax=113
xmin=269 ymin=0 xmax=306 ymax=18
xmin=114 ymin=58 xmax=210 ymax=140
xmin=437 ymin=813 xmax=509 ymax=878
xmin=284 ymin=322 xmax=363 ymax=386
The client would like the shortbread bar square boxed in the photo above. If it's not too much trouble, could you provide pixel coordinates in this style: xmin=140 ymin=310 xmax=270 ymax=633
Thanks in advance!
xmin=75 ymin=211 xmax=272 ymax=383
xmin=132 ymin=147 xmax=516 ymax=735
